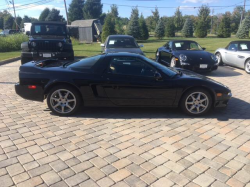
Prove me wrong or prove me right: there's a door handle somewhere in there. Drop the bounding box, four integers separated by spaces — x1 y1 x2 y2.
225 52 227 53
237 55 245 59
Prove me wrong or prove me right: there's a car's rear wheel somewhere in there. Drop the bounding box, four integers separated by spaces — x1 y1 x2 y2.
216 52 223 66
170 57 176 67
180 89 212 116
47 86 81 116
245 60 250 74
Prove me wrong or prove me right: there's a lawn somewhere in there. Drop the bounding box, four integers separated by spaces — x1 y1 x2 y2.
0 36 236 61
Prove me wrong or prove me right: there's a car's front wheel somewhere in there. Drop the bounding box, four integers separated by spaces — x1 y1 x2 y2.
47 86 81 116
180 89 212 116
215 52 223 66
245 60 250 74
170 57 177 67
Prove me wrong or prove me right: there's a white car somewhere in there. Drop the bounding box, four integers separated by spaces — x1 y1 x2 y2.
215 41 250 73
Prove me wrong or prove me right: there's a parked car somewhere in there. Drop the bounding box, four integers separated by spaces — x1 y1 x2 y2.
15 53 231 116
0 29 20 36
215 41 250 74
156 40 218 72
101 35 144 55
21 21 74 65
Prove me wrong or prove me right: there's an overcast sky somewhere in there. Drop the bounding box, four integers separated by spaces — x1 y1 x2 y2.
0 0 247 19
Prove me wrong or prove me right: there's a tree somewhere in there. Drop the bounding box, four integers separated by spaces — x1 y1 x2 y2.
4 15 14 29
217 13 231 38
21 15 31 28
39 8 50 21
110 4 118 18
68 0 84 23
152 7 160 31
83 0 103 19
45 8 65 22
231 6 243 34
16 16 22 29
182 17 193 37
138 14 149 40
195 5 210 38
145 16 155 32
165 18 175 37
236 15 250 38
127 7 140 39
155 18 165 39
174 7 184 32
101 14 116 42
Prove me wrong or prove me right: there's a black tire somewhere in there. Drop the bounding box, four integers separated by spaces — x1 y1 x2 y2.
245 59 250 74
215 52 223 66
47 85 81 116
21 57 33 65
180 88 212 116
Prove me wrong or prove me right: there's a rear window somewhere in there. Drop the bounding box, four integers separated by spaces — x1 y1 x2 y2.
68 55 102 70
107 37 138 48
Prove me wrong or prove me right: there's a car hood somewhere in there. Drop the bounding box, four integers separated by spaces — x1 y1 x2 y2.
31 35 67 40
105 48 144 55
174 50 213 62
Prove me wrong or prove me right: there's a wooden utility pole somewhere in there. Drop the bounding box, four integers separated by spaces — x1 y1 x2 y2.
10 0 17 30
63 0 69 25
240 0 246 25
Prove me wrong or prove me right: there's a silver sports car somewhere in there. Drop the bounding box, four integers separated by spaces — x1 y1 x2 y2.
215 41 250 74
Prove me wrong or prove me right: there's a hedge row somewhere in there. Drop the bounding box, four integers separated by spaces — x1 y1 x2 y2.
0 34 28 52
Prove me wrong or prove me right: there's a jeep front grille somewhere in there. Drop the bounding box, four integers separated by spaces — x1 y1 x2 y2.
35 41 59 52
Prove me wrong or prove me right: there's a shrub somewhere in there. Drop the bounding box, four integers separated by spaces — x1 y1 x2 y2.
0 34 28 52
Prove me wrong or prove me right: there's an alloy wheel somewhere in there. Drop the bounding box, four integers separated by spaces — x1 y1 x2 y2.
245 61 250 73
216 53 221 64
50 89 76 114
170 58 176 67
185 92 209 114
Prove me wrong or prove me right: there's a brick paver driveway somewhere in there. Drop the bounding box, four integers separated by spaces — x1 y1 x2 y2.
0 61 250 187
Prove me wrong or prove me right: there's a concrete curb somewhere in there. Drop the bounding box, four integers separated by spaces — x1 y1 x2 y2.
0 57 20 66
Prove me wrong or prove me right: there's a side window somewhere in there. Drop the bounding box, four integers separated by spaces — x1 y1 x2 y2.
107 57 156 77
239 43 250 51
227 43 238 51
190 42 199 50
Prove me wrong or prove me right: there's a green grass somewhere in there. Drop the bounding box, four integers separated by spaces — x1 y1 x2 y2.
0 35 239 62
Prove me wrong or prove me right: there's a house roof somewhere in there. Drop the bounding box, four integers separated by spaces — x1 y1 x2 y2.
71 19 97 27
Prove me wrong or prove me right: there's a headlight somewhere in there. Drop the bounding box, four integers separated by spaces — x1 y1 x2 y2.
211 54 217 61
156 51 159 56
58 42 63 48
179 54 187 61
31 42 36 47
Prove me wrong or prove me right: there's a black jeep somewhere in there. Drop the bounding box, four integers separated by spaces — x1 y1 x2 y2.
21 22 74 64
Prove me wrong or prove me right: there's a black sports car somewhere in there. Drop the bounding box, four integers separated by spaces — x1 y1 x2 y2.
156 40 219 72
15 53 231 116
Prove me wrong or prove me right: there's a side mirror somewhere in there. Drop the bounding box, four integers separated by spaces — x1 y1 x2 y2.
26 31 30 36
154 72 162 81
139 44 144 48
202 47 206 50
100 43 105 47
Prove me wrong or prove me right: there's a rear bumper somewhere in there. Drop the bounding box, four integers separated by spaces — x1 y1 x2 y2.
21 51 73 60
214 92 232 108
15 83 44 102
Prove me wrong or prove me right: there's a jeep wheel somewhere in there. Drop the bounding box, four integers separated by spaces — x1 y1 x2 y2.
21 57 33 65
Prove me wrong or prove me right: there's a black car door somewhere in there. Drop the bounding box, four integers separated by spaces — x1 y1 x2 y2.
102 56 176 106
161 41 173 65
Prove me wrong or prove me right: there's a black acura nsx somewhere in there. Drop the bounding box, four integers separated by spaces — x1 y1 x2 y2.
15 53 231 116
156 40 219 72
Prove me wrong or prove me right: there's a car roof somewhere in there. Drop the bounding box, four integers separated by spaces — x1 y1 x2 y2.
106 52 140 57
108 35 134 38
230 40 250 42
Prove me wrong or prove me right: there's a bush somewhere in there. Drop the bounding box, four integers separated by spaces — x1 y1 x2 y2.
0 34 28 52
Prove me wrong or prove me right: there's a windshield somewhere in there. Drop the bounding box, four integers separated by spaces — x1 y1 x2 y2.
107 37 138 48
141 56 177 77
173 41 203 51
31 24 67 36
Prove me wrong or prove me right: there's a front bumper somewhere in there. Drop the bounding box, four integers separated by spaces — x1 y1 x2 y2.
180 64 218 72
214 92 232 108
21 51 73 60
15 83 44 102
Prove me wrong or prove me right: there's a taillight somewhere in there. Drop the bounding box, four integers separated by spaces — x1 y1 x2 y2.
28 85 36 89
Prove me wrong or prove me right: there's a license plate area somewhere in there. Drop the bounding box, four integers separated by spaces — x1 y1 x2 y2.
200 64 208 68
43 53 51 58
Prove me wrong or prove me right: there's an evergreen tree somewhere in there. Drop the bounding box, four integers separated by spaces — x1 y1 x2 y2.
174 7 184 32
4 15 14 29
181 17 193 37
68 0 84 23
195 5 210 38
231 6 243 34
45 8 65 22
127 7 140 39
110 4 118 18
217 13 231 38
16 16 22 29
138 14 149 40
165 18 175 37
101 14 116 42
39 8 50 21
83 0 103 19
236 15 250 38
152 7 160 31
145 16 155 32
155 18 165 39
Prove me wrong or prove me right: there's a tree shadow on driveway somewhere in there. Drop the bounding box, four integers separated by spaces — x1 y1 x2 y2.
202 66 243 77
51 97 250 121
